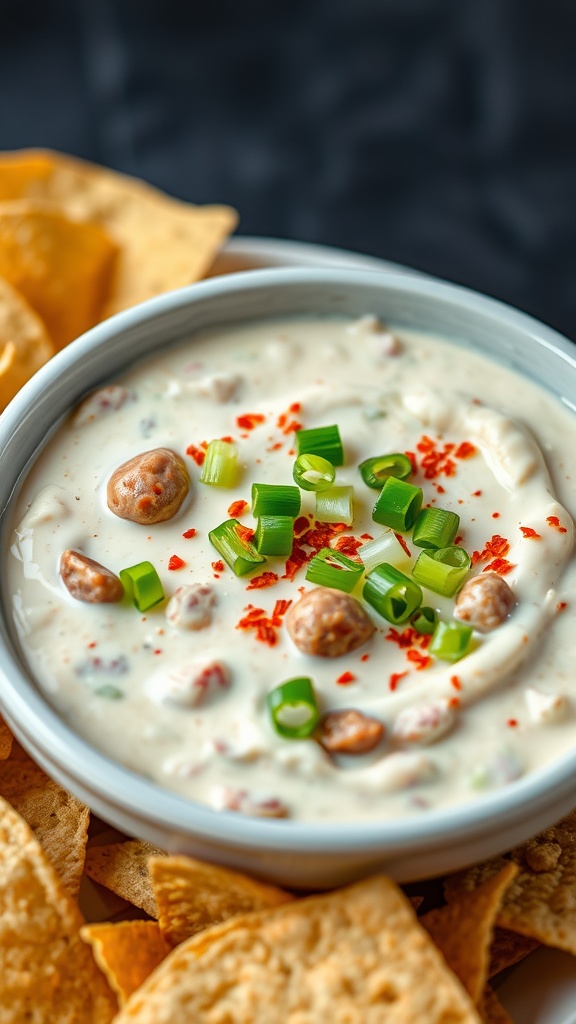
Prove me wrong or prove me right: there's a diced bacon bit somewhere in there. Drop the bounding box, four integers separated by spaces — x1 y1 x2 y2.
182 528 197 539
414 435 457 480
483 558 516 576
360 653 370 662
227 499 248 518
547 515 568 534
557 601 568 612
454 441 477 459
331 535 363 559
236 413 265 430
405 451 417 474
168 555 186 571
507 718 518 728
389 671 408 691
277 402 303 435
186 444 205 466
235 523 255 544
282 520 348 582
471 534 510 564
520 526 541 540
394 532 412 557
336 671 356 686
211 560 225 573
236 599 292 647
450 675 462 691
246 572 279 591
406 649 433 671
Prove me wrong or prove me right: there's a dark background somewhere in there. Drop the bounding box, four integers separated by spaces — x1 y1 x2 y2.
1 0 575 338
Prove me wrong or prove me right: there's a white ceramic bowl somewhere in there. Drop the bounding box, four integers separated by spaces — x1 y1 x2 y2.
1 267 575 888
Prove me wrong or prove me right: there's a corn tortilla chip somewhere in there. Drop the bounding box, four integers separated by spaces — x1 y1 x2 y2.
0 748 90 897
0 275 54 408
84 840 164 918
477 986 513 1024
81 920 171 1006
149 854 294 946
0 199 117 349
0 717 12 760
421 862 518 1004
0 149 238 317
0 796 116 1022
114 874 481 1023
444 809 576 955
488 927 539 977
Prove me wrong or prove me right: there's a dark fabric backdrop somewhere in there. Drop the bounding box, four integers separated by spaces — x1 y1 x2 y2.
1 0 574 338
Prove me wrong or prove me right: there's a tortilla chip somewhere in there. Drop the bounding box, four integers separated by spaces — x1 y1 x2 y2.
477 986 513 1024
421 862 518 1004
81 921 171 1005
0 199 117 349
0 749 90 897
489 927 539 977
149 854 294 946
0 796 116 1022
0 149 238 316
114 874 481 1023
84 840 164 918
0 275 54 407
0 717 12 760
444 809 576 955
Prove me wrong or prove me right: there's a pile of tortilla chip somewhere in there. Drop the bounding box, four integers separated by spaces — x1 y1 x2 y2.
2 716 576 1022
0 149 237 411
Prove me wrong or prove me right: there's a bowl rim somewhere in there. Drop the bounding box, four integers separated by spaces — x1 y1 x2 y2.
1 263 575 854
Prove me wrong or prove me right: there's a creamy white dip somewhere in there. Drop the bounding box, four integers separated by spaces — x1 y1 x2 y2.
7 315 576 821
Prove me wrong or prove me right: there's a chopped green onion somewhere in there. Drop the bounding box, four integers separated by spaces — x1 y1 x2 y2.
120 561 164 612
363 563 423 624
209 519 266 576
359 452 412 489
295 424 344 466
305 547 364 593
412 545 471 597
315 485 354 526
200 439 239 488
412 507 460 549
251 483 301 518
94 685 124 700
358 530 411 573
267 677 320 739
293 453 335 492
255 515 294 556
429 620 473 662
372 476 423 532
410 606 438 635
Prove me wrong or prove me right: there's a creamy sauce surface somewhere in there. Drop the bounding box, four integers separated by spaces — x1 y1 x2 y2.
7 315 576 821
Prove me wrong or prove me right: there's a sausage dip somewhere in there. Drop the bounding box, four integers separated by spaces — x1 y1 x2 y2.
6 315 576 821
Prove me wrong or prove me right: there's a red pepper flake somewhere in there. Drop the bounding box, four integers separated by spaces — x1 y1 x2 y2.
211 560 225 573
235 523 255 544
434 483 445 494
267 442 283 452
406 649 432 671
557 601 567 612
185 444 205 466
520 526 541 539
87 641 97 649
236 413 265 430
471 490 482 497
220 435 234 444
360 653 370 662
394 532 412 558
450 675 462 691
182 528 197 539
547 515 568 534
455 535 463 544
360 533 373 541
282 520 348 582
227 499 248 518
405 451 417 474
153 649 162 655
507 718 518 728
389 671 408 691
385 627 420 649
454 441 477 459
448 696 461 709
293 516 310 536
246 572 279 591
483 557 515 576
236 599 292 646
414 435 457 480
276 402 303 434
471 534 510 564
331 535 363 559
168 555 185 570
492 512 500 519
336 671 356 686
